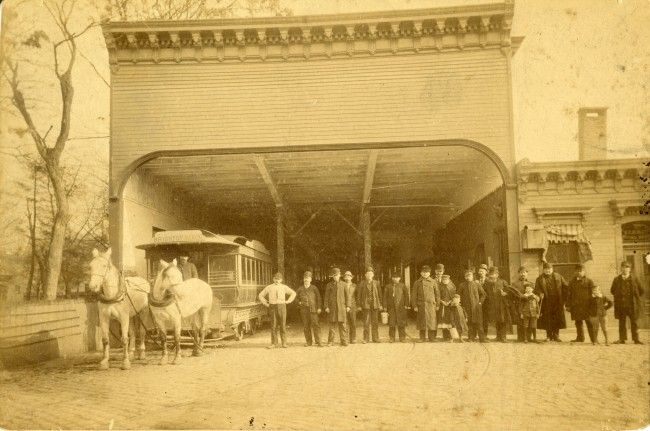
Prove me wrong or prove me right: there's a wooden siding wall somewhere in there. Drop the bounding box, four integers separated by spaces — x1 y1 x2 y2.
518 178 640 288
0 300 102 368
123 169 213 275
110 49 513 189
433 187 507 282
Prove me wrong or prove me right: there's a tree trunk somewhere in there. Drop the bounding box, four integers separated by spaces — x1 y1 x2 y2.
43 165 70 300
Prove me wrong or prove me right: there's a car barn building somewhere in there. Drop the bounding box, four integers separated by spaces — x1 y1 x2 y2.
103 2 523 287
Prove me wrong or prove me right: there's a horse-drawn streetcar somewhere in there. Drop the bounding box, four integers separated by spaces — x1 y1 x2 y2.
136 229 272 340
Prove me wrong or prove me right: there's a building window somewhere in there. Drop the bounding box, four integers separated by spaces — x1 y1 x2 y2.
545 241 581 281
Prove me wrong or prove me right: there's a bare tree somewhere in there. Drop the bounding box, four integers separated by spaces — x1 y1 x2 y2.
103 0 291 21
3 0 96 300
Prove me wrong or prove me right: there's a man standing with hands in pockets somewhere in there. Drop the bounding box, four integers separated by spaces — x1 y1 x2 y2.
296 271 322 347
259 272 296 349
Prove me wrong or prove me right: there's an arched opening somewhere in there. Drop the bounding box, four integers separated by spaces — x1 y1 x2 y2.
115 140 514 291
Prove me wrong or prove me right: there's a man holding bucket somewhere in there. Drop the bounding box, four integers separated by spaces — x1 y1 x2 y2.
383 271 410 342
357 267 383 343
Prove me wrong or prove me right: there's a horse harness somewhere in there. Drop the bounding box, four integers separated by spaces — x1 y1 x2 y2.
148 270 183 316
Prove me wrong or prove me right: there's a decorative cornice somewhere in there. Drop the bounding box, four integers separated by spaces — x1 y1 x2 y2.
101 2 515 66
516 157 647 197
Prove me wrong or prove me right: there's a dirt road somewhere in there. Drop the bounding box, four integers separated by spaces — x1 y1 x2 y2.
1 322 648 430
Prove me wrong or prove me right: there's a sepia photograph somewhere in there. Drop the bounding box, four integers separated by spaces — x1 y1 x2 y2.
0 0 648 429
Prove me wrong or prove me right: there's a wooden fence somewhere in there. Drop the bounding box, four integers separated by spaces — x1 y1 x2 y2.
0 299 103 368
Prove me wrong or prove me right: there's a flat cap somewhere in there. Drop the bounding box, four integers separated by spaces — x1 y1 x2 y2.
542 262 553 269
303 271 313 278
330 267 341 276
488 266 499 275
273 272 283 279
621 261 632 268
478 264 489 271
421 265 432 272
518 266 528 273
344 270 353 277
435 263 445 271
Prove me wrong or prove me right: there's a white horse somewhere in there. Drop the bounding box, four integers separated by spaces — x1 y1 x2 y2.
88 248 151 370
150 259 212 365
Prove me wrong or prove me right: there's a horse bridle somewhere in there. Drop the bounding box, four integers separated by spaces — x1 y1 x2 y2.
91 256 126 303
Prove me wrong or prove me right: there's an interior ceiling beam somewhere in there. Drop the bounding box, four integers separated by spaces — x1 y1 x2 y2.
253 155 283 208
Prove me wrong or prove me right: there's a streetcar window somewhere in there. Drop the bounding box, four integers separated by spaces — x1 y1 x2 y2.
208 255 237 286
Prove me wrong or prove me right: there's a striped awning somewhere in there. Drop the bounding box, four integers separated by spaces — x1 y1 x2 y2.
544 224 591 244
543 224 593 262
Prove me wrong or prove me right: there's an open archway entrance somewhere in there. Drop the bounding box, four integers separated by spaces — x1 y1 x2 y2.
117 141 514 291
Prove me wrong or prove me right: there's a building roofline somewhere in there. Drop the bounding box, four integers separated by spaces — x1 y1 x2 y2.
103 2 513 32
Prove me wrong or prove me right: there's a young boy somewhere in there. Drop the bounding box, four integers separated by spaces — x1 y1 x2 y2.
519 284 540 343
448 294 468 343
588 285 613 345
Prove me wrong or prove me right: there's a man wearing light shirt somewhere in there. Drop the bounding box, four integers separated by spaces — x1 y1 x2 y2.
259 272 296 349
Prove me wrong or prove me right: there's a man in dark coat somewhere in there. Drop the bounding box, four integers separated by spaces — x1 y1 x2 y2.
178 255 199 280
411 265 439 342
509 266 532 342
567 264 596 343
324 267 350 346
343 270 358 344
484 266 511 342
534 262 569 342
296 271 322 347
357 267 382 343
476 263 490 336
458 269 487 342
383 272 410 342
611 261 645 344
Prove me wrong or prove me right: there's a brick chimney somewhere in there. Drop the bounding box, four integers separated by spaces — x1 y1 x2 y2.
578 107 607 160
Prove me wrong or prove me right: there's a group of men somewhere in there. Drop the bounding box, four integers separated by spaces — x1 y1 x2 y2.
257 260 645 348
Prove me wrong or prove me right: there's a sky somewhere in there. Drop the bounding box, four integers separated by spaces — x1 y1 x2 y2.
0 0 648 249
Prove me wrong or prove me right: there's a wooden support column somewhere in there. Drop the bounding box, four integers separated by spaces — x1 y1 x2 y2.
276 207 285 275
360 150 378 270
254 155 286 274
362 206 372 270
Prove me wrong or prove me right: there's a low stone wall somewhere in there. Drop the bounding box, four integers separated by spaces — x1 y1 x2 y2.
0 299 103 368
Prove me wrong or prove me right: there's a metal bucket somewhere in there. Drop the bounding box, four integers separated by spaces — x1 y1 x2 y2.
380 311 388 325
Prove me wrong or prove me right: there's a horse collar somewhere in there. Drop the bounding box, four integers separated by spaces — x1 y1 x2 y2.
98 288 126 304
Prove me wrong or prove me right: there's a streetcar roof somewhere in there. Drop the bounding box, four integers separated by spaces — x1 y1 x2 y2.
135 229 270 255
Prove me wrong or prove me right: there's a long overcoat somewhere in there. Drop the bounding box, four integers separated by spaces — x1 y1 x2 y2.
458 280 486 324
484 278 511 324
610 275 645 319
534 272 568 330
383 282 410 326
411 277 439 330
567 276 595 321
324 280 349 322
